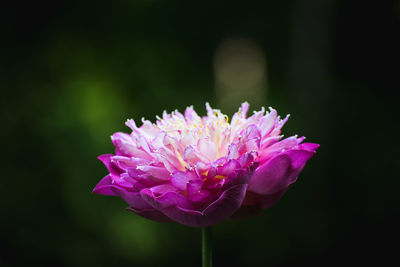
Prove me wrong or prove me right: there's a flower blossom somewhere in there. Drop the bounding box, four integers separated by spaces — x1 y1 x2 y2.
93 102 319 227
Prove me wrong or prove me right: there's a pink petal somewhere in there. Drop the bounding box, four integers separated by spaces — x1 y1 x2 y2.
238 152 255 168
187 180 210 202
183 145 209 165
127 168 158 187
299 142 320 152
194 161 210 177
111 156 147 170
139 119 160 139
248 154 292 195
147 184 179 195
184 106 201 122
181 132 196 147
241 102 249 117
284 149 317 177
259 108 277 136
161 184 248 227
205 102 214 117
93 176 153 210
249 146 317 195
140 189 194 210
197 138 217 162
171 171 199 191
217 159 241 177
98 154 123 176
136 165 171 181
92 175 117 196
227 143 239 159
112 132 152 159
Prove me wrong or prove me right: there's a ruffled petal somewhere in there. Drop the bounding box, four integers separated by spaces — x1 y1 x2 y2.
92 175 116 196
157 184 248 227
136 165 171 181
248 146 317 195
98 154 124 176
238 152 255 168
140 188 194 210
299 142 320 152
112 132 152 159
186 180 206 200
227 143 239 160
248 154 292 195
170 171 199 191
183 145 209 165
184 106 202 123
283 148 317 180
93 176 155 211
259 108 277 137
111 155 146 170
138 169 250 227
198 138 217 162
217 159 241 177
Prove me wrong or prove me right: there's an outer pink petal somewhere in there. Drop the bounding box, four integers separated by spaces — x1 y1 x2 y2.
238 152 255 168
170 171 199 191
184 106 201 123
187 180 210 202
183 145 210 165
93 176 175 223
94 176 172 223
284 149 317 176
259 108 277 137
140 189 194 211
227 143 239 159
93 177 148 209
136 165 171 181
248 147 317 195
92 175 116 196
160 184 248 227
248 154 292 195
111 155 145 170
299 142 320 152
140 170 251 227
98 154 124 176
145 184 179 195
197 138 217 162
217 159 241 177
111 132 152 159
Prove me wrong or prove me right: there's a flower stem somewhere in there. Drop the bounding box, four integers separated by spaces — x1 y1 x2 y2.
202 226 212 267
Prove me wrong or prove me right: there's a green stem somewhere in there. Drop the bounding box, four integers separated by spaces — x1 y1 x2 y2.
202 226 212 267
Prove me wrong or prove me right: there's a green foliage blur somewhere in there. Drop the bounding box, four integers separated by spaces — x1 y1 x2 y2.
2 0 399 266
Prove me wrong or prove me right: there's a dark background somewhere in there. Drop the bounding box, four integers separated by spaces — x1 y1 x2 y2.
2 0 399 266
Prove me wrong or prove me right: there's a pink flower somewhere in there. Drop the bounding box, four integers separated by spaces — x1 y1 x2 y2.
93 102 319 227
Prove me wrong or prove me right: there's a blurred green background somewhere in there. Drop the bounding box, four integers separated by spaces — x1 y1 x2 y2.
2 0 399 266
